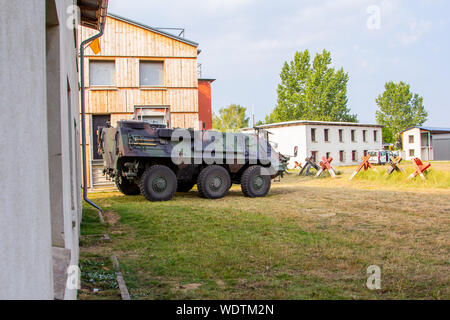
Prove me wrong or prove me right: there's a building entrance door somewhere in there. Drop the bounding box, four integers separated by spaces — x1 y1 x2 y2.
92 115 110 160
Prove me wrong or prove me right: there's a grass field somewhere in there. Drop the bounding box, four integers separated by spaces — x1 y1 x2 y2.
79 161 450 300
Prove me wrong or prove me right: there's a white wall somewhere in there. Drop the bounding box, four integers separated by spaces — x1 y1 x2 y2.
264 125 308 164
0 0 83 300
0 0 53 299
402 128 422 160
305 124 382 166
53 0 83 300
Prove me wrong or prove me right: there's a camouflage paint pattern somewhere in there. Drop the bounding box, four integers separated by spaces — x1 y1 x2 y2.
98 120 288 182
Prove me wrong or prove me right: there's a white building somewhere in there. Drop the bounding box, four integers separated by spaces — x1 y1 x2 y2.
0 0 107 300
401 127 450 161
242 120 383 167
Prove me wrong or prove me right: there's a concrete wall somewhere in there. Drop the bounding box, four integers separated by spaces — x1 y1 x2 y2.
0 0 53 300
0 0 83 300
51 0 83 300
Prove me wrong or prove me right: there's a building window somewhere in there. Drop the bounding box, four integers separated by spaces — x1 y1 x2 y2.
409 149 415 157
311 128 316 142
351 130 356 142
140 61 164 86
374 130 378 142
134 106 170 126
352 150 358 162
324 129 329 142
339 150 345 162
363 130 367 142
89 60 115 86
326 152 331 159
339 129 344 142
364 150 368 156
409 135 414 144
311 151 318 162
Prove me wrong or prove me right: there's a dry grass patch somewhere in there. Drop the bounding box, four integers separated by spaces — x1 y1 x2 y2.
80 163 450 300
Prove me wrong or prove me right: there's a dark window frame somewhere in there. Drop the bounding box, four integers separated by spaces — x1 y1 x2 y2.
339 129 344 142
339 150 345 162
311 128 317 142
352 150 358 162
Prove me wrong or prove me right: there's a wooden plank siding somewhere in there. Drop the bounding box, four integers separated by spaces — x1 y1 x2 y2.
81 16 198 58
81 15 199 126
85 88 198 114
84 57 198 88
80 15 200 189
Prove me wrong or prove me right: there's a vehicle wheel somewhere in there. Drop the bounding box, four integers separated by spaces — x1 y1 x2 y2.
140 165 177 202
241 166 271 198
115 175 140 195
197 165 231 199
177 181 195 193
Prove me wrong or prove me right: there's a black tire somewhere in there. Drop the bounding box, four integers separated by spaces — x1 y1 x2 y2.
241 166 271 198
139 165 177 202
115 175 140 195
177 181 195 193
197 165 231 199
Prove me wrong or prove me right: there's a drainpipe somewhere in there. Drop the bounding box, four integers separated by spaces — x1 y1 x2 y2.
80 26 105 214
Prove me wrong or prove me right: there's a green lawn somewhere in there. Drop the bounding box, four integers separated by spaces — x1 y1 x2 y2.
80 164 450 300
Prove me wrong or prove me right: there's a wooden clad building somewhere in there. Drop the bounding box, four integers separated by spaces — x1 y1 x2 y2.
81 13 213 189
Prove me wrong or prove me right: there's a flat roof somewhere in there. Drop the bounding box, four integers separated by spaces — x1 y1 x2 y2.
242 120 383 130
401 126 450 134
107 13 199 47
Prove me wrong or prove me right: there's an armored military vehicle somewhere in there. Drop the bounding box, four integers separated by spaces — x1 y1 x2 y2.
97 120 287 202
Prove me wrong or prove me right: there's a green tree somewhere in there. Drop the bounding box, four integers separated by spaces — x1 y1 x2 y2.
267 50 357 123
212 104 249 132
376 81 428 144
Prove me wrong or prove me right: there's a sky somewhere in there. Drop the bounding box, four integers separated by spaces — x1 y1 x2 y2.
108 0 450 126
